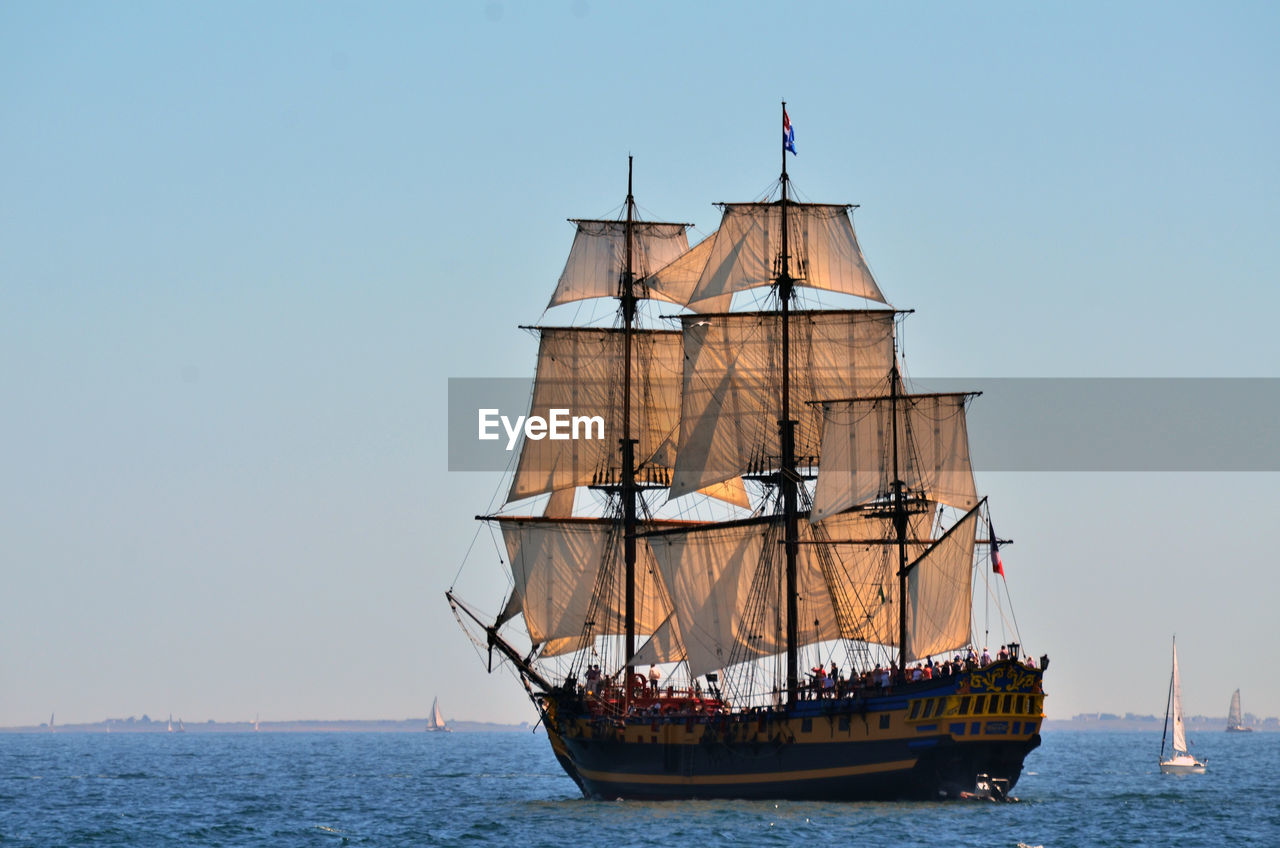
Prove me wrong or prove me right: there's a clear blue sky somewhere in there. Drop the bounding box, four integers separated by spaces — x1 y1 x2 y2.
2 2 1277 727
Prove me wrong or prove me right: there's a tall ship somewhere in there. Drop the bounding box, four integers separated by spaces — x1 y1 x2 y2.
449 106 1046 800
1226 689 1252 732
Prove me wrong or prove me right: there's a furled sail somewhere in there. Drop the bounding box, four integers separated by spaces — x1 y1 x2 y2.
494 517 675 647
507 328 683 503
672 203 887 311
670 310 897 497
904 503 979 661
547 220 691 309
812 393 979 521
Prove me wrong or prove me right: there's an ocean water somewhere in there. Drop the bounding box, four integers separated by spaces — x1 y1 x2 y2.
1 729 1275 847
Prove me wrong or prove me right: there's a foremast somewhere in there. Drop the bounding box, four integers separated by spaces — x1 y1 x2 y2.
472 159 694 696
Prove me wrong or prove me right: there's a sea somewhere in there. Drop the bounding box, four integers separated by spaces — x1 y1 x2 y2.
1 729 1275 847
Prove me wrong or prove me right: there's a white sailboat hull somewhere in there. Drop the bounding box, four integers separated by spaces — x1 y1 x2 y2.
1159 754 1206 774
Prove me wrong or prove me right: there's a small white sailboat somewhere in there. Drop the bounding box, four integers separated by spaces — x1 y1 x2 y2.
1159 637 1206 774
1226 689 1252 732
427 697 450 732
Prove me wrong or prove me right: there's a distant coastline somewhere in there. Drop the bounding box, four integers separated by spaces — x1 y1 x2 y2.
1043 712 1278 732
0 717 535 734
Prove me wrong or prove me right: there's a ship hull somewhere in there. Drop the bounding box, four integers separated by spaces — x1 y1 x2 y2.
541 661 1044 801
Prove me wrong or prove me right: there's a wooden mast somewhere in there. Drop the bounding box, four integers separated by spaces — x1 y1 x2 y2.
621 156 639 697
891 360 910 673
779 102 800 705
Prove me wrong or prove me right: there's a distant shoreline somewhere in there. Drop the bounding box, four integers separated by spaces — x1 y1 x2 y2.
0 718 535 734
1043 713 1278 732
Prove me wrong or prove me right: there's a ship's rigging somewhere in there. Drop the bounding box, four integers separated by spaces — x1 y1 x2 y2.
447 106 1041 801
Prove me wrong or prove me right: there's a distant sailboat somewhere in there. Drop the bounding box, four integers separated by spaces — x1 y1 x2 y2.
427 697 450 732
1159 637 1206 774
167 714 173 733
1226 689 1253 732
48 712 54 733
253 713 260 732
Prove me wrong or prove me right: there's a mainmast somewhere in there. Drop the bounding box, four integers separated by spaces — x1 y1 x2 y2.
778 102 800 705
621 156 639 695
891 361 909 673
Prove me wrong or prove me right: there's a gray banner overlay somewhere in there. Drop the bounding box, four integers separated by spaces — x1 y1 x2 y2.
448 378 1280 473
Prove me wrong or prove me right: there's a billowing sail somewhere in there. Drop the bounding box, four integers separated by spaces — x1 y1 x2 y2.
670 310 897 497
813 393 979 521
672 203 887 310
648 518 827 680
629 613 687 667
905 503 980 661
547 220 691 308
507 328 683 502
647 509 938 680
494 517 674 647
819 509 936 649
643 233 732 313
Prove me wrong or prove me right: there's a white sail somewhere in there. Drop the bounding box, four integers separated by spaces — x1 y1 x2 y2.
644 233 733 313
670 310 897 497
905 504 980 661
542 487 576 518
507 328 683 503
1171 643 1188 755
813 393 979 521
496 518 674 646
1228 689 1245 730
673 203 887 310
495 587 523 629
629 613 687 667
430 697 447 730
547 220 691 309
647 509 940 680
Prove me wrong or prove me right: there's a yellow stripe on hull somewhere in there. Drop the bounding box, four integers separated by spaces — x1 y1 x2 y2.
573 757 919 787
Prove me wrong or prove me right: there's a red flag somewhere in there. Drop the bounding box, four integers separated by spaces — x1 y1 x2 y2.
989 519 1005 577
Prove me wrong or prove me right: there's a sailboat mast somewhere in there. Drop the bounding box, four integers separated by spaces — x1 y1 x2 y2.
778 102 800 704
621 156 638 693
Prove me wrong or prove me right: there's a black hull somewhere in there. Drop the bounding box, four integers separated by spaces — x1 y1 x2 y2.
541 661 1045 801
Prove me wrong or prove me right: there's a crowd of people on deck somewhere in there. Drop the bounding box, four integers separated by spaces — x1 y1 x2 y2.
567 644 1048 712
795 644 1042 700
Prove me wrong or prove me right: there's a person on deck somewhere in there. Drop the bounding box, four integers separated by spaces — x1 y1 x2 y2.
981 647 992 667
648 664 661 695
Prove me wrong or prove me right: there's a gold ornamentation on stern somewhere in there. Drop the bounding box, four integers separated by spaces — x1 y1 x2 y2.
968 666 1040 693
